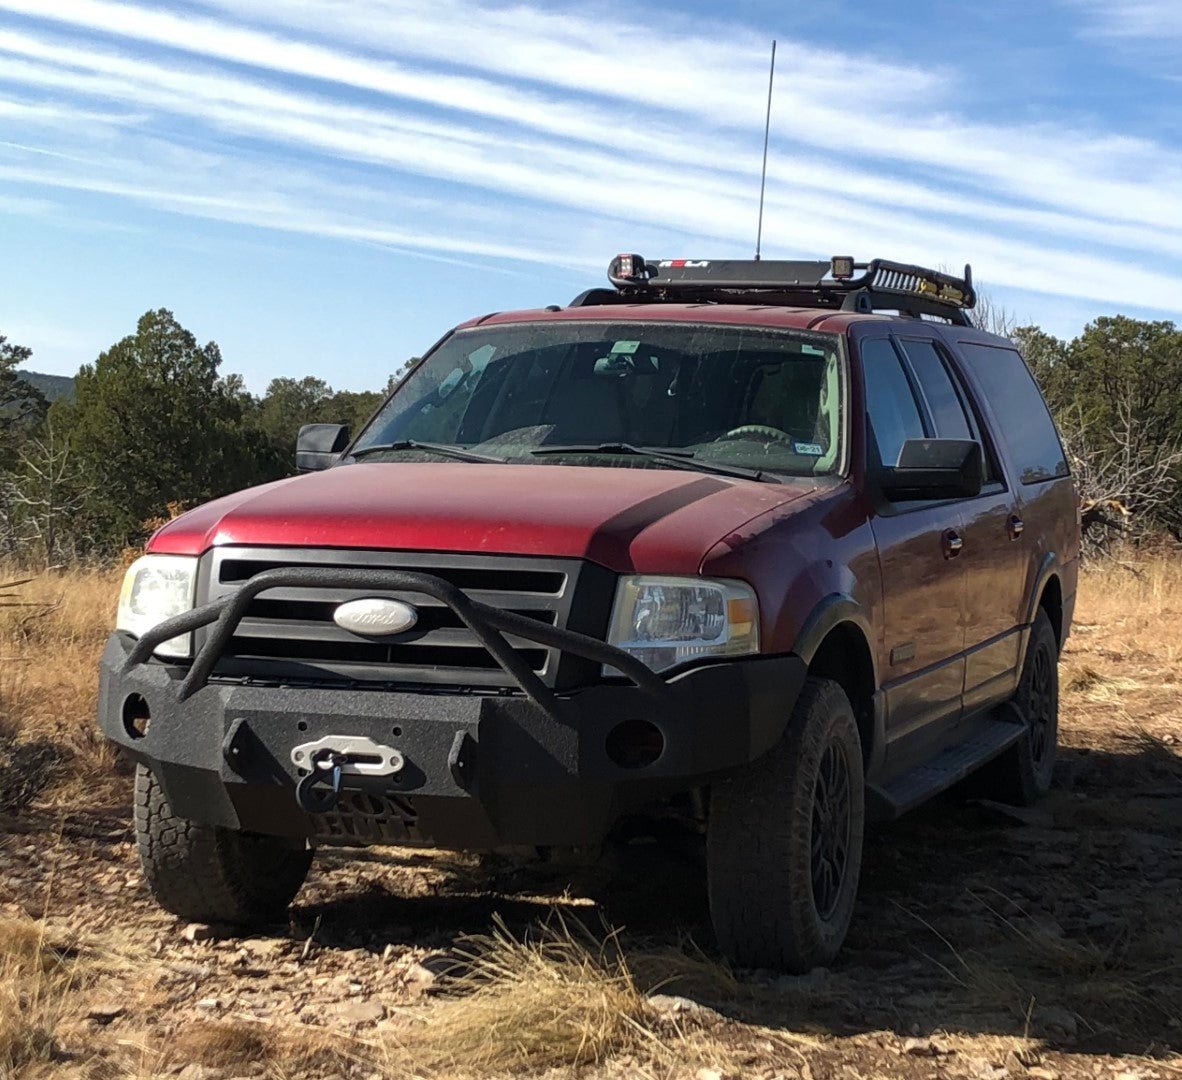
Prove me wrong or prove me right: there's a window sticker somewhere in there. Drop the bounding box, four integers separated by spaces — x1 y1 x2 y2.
610 340 640 354
794 441 824 456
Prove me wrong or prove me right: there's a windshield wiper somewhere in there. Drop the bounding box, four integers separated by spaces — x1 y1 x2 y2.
530 443 777 483
349 440 508 464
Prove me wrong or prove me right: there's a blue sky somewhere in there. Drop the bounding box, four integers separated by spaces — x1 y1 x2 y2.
1 0 1180 392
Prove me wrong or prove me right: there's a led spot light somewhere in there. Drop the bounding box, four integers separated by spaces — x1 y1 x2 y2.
608 253 648 285
830 255 855 280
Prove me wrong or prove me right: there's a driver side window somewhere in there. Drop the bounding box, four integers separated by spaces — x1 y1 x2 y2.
860 338 924 468
398 345 497 442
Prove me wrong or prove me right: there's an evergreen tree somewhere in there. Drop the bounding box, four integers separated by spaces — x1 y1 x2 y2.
0 334 48 465
51 309 261 549
256 376 383 476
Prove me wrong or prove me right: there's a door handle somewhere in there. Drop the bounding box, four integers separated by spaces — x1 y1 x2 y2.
1008 515 1025 540
942 529 963 558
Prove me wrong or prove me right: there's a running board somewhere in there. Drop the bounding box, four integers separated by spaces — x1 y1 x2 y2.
867 711 1024 821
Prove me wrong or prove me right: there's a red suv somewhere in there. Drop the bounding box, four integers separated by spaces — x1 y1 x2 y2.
101 256 1079 971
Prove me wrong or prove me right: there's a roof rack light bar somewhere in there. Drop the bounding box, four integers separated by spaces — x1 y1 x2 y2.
604 253 977 323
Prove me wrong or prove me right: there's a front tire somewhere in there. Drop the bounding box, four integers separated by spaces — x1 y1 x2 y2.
134 765 312 925
707 678 865 973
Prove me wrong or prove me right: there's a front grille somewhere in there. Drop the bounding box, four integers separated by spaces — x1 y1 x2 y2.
198 547 614 691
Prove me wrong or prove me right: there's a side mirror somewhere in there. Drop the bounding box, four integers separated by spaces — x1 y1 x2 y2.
880 438 983 501
296 424 350 472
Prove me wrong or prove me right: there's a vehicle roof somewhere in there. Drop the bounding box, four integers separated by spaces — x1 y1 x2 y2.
453 302 1007 335
457 304 903 335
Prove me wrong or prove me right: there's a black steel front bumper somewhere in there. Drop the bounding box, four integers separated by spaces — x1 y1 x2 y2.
98 567 806 848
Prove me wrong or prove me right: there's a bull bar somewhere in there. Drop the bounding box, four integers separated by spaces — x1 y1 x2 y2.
124 566 676 717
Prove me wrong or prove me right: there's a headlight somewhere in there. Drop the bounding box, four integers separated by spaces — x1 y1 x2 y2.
605 576 760 674
116 554 198 659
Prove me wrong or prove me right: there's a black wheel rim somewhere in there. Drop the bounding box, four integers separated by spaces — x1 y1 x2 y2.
811 741 852 920
1029 644 1054 767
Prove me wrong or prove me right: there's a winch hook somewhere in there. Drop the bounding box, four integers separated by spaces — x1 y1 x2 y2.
295 748 348 813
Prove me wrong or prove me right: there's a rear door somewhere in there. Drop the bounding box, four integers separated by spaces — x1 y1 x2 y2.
954 341 1079 650
897 336 1028 715
858 336 966 764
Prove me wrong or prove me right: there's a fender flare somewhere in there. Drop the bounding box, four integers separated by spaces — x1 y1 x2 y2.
793 592 877 678
1024 552 1062 627
792 593 886 776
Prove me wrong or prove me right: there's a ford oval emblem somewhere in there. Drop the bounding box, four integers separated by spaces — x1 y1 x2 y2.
333 598 419 637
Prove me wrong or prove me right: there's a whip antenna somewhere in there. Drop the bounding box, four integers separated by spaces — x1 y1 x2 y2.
754 39 777 261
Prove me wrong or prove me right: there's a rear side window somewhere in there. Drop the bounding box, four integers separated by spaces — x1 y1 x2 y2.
897 339 972 440
957 343 1069 484
860 338 924 467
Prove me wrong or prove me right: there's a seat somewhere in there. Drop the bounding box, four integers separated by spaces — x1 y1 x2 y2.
543 371 629 444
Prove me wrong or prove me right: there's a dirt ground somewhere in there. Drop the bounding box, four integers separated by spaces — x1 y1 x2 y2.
1 562 1180 1079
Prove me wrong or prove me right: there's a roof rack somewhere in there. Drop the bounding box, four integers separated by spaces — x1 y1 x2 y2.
570 254 977 326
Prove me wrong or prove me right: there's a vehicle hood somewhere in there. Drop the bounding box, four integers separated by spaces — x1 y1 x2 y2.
149 463 816 574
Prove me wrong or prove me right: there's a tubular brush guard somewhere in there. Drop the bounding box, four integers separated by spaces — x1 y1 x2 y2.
123 566 676 723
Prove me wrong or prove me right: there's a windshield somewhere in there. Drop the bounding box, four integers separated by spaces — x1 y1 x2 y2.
351 321 845 477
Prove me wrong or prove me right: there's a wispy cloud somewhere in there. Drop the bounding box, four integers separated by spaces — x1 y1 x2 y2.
0 0 1179 316
1069 0 1182 40
0 190 56 216
0 318 93 354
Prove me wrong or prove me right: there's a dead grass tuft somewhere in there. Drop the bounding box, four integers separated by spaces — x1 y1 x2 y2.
378 911 748 1077
385 912 653 1073
0 916 85 1076
970 888 1126 983
168 1019 279 1068
898 882 1173 1041
1063 663 1107 693
154 1018 355 1076
1132 727 1182 776
628 936 739 1001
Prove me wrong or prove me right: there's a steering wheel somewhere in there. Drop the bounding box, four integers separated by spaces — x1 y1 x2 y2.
722 424 796 445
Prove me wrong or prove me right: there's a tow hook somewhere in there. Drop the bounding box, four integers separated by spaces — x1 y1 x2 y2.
295 749 347 813
291 736 406 814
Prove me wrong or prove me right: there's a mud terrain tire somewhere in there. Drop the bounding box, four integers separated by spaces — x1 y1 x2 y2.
135 765 312 925
707 678 865 973
974 607 1059 806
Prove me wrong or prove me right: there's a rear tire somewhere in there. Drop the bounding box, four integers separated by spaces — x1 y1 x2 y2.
974 608 1059 806
707 678 865 973
135 764 312 925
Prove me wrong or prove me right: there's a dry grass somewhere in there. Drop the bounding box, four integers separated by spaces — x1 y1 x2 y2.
0 565 121 810
1072 553 1182 668
141 1018 358 1079
1059 554 1182 755
384 913 657 1074
376 913 747 1078
0 916 85 1076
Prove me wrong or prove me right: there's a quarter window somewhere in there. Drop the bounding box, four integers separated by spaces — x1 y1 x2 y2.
860 338 924 467
957 343 1069 484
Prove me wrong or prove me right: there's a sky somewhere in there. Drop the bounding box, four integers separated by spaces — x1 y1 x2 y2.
1 0 1181 393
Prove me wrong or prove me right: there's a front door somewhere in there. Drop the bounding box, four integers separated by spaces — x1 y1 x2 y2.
858 336 967 768
871 505 967 752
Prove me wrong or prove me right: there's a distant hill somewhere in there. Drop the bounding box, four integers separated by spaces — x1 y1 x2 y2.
16 370 75 403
